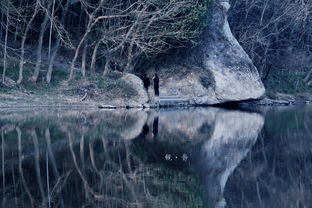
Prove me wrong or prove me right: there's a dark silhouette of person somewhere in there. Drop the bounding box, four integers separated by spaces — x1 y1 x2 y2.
110 61 120 71
142 73 150 91
142 123 149 137
153 73 159 96
114 62 120 71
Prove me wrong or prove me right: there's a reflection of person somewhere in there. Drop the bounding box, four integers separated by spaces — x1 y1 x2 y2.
142 124 149 137
153 117 159 137
153 73 159 96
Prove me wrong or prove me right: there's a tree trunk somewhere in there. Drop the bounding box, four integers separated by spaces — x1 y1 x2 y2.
0 12 3 40
68 0 107 81
17 2 39 85
81 41 87 77
2 10 9 84
46 44 59 84
48 0 56 59
304 69 312 84
31 4 51 82
90 40 101 73
46 0 69 84
103 59 110 76
68 31 89 81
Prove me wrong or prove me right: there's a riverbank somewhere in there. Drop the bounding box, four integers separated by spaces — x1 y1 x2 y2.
2 63 311 109
1 74 308 111
0 72 153 109
1 85 312 109
240 93 312 107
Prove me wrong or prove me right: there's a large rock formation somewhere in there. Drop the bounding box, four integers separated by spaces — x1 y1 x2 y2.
157 0 265 105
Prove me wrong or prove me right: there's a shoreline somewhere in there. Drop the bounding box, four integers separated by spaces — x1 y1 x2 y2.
0 97 311 110
1 80 312 110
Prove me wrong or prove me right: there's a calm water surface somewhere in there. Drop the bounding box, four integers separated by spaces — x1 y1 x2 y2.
0 106 312 208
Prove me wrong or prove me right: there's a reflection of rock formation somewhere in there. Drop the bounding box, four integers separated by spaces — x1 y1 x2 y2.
196 110 264 208
1 108 265 208
131 108 219 166
158 108 217 142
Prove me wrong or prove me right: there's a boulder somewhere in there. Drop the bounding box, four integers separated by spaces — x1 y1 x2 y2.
100 73 149 108
121 73 149 106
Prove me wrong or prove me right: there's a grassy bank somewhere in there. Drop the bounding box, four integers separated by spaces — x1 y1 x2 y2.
0 60 138 107
263 68 312 95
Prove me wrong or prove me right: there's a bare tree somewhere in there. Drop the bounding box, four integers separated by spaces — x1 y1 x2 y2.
90 39 102 73
229 0 312 79
1 0 211 83
31 0 52 82
17 1 40 85
1 1 10 84
68 0 210 80
46 0 71 83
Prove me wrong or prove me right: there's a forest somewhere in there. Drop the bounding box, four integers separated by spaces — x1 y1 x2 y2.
0 0 211 84
229 0 312 93
0 0 311 95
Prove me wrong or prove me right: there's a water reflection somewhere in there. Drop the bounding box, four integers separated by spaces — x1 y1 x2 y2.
225 106 312 208
0 107 267 207
198 110 264 208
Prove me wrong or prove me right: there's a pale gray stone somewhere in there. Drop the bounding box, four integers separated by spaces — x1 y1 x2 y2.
158 0 265 105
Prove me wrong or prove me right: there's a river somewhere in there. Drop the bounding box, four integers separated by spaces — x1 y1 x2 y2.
0 106 311 207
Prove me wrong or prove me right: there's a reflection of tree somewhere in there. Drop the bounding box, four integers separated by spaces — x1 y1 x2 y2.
45 128 66 208
225 112 312 208
1 127 70 207
16 126 34 208
31 129 46 204
65 127 201 208
1 123 202 208
1 127 7 207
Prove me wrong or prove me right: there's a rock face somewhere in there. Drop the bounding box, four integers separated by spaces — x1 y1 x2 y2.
157 0 265 105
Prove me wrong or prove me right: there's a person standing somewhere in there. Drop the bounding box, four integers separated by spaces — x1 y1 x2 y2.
113 62 120 71
142 73 150 92
153 73 159 96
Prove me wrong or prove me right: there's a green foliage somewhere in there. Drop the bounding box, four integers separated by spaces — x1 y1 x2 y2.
0 59 67 93
150 165 205 208
179 0 213 44
0 62 30 81
264 69 312 94
0 57 137 99
88 75 138 98
156 0 213 48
